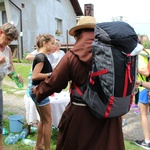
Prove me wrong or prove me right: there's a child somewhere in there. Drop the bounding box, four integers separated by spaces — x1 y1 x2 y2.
29 34 55 150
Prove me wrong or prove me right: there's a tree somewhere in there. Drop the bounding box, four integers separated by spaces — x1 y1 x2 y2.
143 41 150 49
138 35 150 49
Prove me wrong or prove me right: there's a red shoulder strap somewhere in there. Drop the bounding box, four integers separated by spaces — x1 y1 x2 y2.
72 83 83 96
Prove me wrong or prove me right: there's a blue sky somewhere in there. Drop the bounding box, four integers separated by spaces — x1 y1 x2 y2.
78 0 150 37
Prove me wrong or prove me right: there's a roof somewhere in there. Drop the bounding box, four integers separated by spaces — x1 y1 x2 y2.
70 0 83 16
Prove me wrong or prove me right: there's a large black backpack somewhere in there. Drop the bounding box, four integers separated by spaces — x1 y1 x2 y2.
71 21 141 119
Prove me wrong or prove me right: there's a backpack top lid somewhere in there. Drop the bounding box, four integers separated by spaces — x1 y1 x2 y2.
95 21 138 54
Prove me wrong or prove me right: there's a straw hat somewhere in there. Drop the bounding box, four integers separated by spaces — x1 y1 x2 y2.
69 16 96 36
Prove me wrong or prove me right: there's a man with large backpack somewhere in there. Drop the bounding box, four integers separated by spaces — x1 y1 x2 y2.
32 16 140 150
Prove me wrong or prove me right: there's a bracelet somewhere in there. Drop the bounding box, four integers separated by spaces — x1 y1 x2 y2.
47 73 51 77
140 82 143 87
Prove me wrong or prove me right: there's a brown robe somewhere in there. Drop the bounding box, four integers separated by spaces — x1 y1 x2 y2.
35 31 125 150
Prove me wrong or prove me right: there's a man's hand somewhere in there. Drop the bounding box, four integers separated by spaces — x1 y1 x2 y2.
32 86 37 95
17 74 24 83
136 80 141 86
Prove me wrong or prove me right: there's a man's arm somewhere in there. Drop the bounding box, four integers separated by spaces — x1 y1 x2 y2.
136 80 150 90
138 67 149 77
25 54 35 61
7 47 24 83
25 50 38 61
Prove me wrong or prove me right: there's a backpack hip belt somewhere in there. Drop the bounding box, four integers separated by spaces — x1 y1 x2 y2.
72 102 86 106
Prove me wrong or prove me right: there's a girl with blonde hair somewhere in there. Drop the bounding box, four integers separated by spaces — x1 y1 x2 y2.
30 34 55 150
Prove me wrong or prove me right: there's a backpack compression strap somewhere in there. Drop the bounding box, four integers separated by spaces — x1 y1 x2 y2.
103 96 115 118
90 69 108 85
71 69 108 98
123 54 132 97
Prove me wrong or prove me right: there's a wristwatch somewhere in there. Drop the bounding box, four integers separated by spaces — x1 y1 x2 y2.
47 72 51 77
140 82 143 87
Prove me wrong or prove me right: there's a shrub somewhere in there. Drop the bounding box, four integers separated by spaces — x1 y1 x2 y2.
143 41 150 49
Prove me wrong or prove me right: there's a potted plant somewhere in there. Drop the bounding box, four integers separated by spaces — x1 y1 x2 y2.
55 30 61 36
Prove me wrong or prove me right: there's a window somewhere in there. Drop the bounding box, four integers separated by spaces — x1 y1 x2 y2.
2 11 7 24
55 18 62 36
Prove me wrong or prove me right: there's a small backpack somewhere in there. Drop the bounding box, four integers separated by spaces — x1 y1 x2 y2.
71 21 142 119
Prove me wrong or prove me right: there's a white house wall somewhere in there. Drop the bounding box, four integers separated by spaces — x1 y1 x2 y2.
8 0 77 56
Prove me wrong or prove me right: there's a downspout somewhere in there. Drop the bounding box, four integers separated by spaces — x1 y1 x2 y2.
9 0 23 59
66 30 68 52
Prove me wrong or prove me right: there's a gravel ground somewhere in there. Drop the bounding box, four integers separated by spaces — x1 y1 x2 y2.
2 79 149 142
3 79 26 120
3 92 26 119
122 109 146 141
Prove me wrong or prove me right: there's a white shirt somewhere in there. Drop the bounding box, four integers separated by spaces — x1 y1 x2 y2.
0 46 11 89
50 50 65 69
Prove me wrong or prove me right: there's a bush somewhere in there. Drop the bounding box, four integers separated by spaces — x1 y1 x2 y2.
13 52 32 64
143 41 150 49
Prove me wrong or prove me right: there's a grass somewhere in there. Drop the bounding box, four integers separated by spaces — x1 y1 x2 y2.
2 63 145 150
2 119 37 150
2 120 58 150
125 141 144 150
6 63 31 86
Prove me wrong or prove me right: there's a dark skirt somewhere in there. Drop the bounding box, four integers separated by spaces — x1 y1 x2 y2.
56 102 125 150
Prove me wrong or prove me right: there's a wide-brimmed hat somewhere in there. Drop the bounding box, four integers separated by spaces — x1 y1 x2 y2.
69 16 96 36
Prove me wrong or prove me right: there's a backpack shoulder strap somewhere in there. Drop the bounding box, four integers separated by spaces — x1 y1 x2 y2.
72 82 83 96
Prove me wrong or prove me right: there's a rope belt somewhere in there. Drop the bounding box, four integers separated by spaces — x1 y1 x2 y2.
72 102 86 106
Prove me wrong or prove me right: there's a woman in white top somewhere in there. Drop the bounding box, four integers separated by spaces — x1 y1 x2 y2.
0 22 23 150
